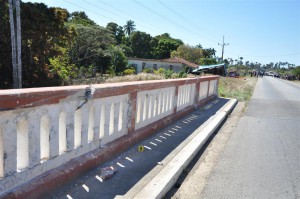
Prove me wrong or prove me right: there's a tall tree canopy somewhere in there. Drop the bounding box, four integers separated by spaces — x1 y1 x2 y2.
202 48 216 58
69 11 96 26
0 1 13 88
130 31 153 58
68 24 115 75
171 44 203 64
106 22 125 45
21 3 75 86
152 33 183 59
0 2 76 87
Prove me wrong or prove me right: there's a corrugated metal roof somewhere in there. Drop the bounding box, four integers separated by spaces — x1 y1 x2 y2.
197 63 225 70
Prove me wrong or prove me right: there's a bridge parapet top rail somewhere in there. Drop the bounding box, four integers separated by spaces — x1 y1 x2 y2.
0 76 219 195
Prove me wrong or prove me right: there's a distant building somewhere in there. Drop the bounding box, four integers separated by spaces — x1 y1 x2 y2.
127 57 198 73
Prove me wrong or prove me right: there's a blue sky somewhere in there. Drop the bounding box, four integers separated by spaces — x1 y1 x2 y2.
23 0 300 66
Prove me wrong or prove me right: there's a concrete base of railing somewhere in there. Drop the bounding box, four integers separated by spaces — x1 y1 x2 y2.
116 98 237 199
0 96 216 199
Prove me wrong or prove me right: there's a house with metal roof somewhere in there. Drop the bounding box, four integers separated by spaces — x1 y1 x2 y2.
128 57 198 73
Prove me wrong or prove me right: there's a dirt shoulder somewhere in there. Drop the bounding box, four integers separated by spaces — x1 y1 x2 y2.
165 101 246 199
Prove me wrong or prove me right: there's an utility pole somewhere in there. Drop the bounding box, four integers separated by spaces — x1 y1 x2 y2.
218 35 229 61
8 0 22 88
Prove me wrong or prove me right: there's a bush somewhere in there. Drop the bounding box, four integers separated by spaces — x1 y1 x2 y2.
164 69 173 79
142 68 153 73
171 73 179 79
154 67 165 75
124 68 136 75
178 70 185 78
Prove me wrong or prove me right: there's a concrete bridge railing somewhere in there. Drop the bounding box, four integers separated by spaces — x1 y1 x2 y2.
0 76 218 197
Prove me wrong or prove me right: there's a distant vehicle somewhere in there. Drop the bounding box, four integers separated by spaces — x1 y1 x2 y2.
228 70 239 78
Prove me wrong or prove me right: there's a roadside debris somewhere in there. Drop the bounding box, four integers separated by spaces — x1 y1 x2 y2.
138 145 144 152
99 166 118 180
157 161 164 166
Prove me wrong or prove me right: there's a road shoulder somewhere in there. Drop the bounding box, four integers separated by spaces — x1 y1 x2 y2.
166 101 245 199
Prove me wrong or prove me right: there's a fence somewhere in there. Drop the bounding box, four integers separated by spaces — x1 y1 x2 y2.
0 76 218 197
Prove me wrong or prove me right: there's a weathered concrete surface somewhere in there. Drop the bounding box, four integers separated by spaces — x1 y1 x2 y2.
0 76 219 198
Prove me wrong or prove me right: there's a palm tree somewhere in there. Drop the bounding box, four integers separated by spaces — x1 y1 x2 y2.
209 48 216 58
123 20 136 36
196 43 203 49
239 57 243 66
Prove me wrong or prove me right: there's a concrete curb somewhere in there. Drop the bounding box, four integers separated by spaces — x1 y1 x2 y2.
116 98 237 199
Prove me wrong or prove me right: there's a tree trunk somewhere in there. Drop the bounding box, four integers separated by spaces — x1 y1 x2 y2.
8 0 18 88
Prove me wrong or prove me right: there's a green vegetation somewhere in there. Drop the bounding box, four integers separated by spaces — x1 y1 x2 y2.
218 77 257 102
1 1 298 89
226 58 298 79
292 66 300 79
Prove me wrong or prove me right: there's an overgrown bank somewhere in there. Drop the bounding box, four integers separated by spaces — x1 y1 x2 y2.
218 77 257 102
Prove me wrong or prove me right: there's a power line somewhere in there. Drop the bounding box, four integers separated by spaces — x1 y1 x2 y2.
63 0 242 61
156 0 220 43
67 0 163 35
133 0 223 48
63 0 115 21
133 0 188 32
81 0 126 20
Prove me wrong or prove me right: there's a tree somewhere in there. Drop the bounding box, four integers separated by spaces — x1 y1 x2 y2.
202 48 216 58
106 22 125 45
130 31 152 58
196 43 203 49
105 46 128 75
245 61 249 66
292 66 300 79
69 11 96 26
20 3 76 87
0 1 13 88
223 58 229 65
199 58 217 65
171 44 202 64
69 24 115 74
152 33 183 59
239 57 243 65
123 20 135 36
49 46 77 85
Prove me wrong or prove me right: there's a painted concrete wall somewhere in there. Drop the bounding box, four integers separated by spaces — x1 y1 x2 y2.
128 59 183 73
0 76 219 197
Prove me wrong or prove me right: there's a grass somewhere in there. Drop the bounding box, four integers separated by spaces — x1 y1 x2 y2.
71 73 258 103
104 73 164 83
218 76 257 102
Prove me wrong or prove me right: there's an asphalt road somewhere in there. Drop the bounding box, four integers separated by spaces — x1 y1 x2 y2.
200 77 300 199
